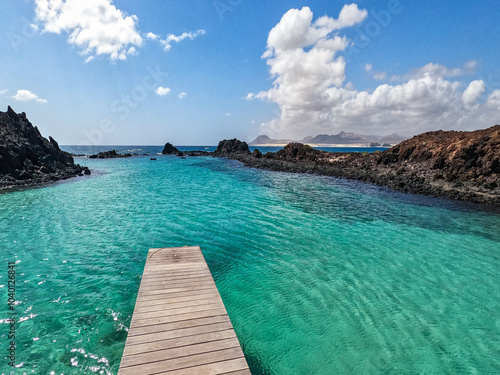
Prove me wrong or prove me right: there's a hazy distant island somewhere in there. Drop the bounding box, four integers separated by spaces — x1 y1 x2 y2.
0 107 90 190
249 132 408 147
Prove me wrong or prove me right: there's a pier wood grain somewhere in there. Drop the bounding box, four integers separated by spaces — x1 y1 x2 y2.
118 246 251 375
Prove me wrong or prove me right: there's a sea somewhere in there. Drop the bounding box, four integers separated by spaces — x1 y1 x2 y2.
0 145 499 374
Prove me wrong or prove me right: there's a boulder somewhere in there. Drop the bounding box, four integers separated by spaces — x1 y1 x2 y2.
213 139 250 157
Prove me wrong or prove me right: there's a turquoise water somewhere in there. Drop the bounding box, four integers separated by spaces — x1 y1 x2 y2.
1 154 499 374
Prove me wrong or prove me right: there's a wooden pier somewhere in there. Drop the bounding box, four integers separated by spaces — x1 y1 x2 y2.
118 246 251 375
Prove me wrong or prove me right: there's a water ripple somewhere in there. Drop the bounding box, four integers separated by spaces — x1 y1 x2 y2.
0 156 499 374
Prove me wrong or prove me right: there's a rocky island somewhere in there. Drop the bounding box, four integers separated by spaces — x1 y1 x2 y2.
0 106 90 190
88 150 132 159
209 126 500 207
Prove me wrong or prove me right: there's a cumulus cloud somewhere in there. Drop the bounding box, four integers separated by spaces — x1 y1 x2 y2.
160 30 206 51
12 90 48 103
262 5 365 58
155 87 171 96
0 89 7 95
178 92 187 99
462 80 485 105
146 32 158 40
248 6 498 138
34 0 143 61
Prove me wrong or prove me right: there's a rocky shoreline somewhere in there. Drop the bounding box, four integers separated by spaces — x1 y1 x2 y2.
0 107 90 190
207 127 500 207
2 106 499 207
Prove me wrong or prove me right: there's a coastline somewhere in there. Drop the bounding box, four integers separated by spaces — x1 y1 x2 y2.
213 132 500 208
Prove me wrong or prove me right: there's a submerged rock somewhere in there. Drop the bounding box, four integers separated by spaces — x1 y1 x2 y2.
0 106 90 190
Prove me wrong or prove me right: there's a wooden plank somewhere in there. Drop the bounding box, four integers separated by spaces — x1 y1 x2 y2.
119 347 245 375
146 358 250 375
118 246 250 375
120 337 242 367
124 321 235 345
130 308 229 330
133 297 224 313
122 330 238 356
127 315 231 337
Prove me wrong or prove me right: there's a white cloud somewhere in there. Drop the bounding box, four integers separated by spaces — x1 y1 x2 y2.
0 89 7 95
12 89 48 104
365 63 386 80
332 3 368 29
146 32 158 40
373 71 387 81
391 61 478 81
487 90 500 107
178 92 187 99
263 5 365 58
160 30 206 51
462 80 485 105
34 0 143 61
249 7 498 138
155 87 171 96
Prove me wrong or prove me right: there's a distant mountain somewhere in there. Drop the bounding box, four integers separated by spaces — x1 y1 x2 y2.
249 135 294 145
250 132 409 146
378 133 407 145
304 133 365 144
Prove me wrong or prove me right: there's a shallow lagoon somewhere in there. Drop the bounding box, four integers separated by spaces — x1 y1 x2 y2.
1 153 499 374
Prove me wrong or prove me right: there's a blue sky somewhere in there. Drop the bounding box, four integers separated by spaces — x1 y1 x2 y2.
0 0 499 145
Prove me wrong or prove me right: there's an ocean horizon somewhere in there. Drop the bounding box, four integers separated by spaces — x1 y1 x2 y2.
1 151 499 374
61 145 391 156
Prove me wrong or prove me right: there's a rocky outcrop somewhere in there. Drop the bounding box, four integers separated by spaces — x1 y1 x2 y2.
162 142 180 155
0 106 90 190
89 150 132 159
377 126 500 182
212 139 251 157
217 126 500 207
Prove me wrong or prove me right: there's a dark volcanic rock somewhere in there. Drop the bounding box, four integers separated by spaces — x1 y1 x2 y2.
184 150 211 157
89 150 132 159
213 139 251 157
275 143 322 161
162 142 180 155
0 106 90 190
377 126 500 179
252 149 262 159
